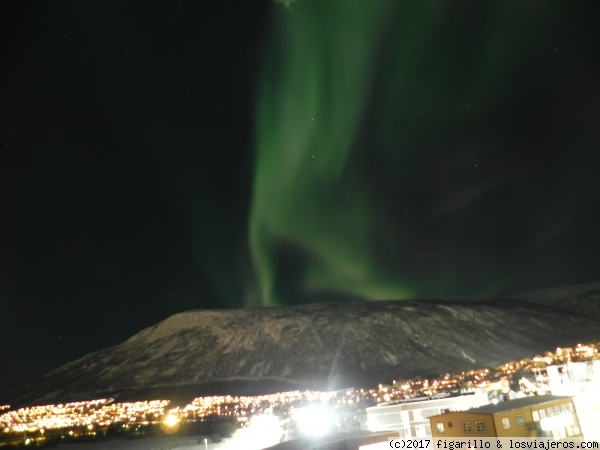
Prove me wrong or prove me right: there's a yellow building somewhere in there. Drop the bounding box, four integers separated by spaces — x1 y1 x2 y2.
429 395 583 439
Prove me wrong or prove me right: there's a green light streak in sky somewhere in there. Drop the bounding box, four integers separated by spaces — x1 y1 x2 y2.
249 0 556 306
250 0 413 306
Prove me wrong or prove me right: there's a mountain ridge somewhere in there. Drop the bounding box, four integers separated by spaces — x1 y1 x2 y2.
6 298 600 406
511 281 600 319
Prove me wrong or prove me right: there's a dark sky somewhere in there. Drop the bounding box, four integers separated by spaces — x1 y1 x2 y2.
1 0 600 396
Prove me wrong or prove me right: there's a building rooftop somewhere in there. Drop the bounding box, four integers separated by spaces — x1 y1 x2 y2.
448 395 572 415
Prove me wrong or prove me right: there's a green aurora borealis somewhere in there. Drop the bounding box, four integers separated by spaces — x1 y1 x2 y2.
3 0 600 395
251 0 404 306
248 0 600 306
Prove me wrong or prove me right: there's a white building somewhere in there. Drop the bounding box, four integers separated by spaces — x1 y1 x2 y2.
541 361 600 439
366 393 489 437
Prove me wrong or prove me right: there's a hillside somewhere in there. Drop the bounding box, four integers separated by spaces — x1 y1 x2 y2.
7 298 600 406
512 281 600 319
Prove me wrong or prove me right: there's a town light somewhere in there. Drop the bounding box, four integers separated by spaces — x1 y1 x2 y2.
162 413 180 428
294 403 336 437
217 413 283 450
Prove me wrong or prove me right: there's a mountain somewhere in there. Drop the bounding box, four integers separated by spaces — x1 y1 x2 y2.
511 281 600 319
7 298 600 406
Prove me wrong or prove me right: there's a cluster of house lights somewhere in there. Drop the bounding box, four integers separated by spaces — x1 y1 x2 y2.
1 342 598 437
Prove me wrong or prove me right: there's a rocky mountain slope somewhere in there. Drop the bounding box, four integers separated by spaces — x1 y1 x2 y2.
8 298 600 406
512 281 600 319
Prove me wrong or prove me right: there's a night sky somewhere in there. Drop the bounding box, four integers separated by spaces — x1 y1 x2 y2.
2 0 600 396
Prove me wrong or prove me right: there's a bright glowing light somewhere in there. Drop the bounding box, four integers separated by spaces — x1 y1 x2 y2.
162 414 180 428
360 443 390 450
294 403 336 437
249 413 280 431
216 414 283 450
245 414 282 447
539 411 574 431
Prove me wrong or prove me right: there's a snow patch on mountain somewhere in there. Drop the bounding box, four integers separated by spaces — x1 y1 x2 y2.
8 298 600 406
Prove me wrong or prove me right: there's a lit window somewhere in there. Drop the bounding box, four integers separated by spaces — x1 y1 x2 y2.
502 417 511 430
553 406 560 415
516 414 525 426
546 407 554 416
435 423 444 433
539 409 547 419
532 410 539 421
475 421 486 432
461 422 472 432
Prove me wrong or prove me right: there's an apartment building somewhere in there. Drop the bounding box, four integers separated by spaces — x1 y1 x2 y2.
429 395 582 439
